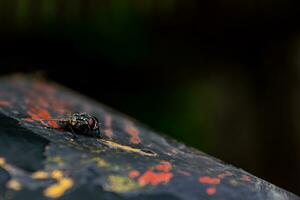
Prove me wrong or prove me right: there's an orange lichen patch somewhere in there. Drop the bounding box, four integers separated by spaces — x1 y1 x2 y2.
206 187 216 195
0 100 10 107
153 161 172 172
32 171 49 179
128 170 140 178
240 175 251 182
44 177 74 199
27 109 59 128
6 179 22 191
198 176 221 185
0 157 6 167
125 121 141 144
138 171 173 186
137 160 174 186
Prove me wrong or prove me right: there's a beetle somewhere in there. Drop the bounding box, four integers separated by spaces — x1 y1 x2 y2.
45 112 101 138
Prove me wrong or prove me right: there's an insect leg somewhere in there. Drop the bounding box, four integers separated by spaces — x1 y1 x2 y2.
67 125 78 139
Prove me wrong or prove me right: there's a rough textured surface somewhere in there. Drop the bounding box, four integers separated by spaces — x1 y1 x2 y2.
0 75 298 200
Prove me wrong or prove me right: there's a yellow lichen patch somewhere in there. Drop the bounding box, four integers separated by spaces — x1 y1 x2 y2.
51 170 63 180
6 179 22 191
44 177 74 199
106 175 140 193
92 157 109 167
0 157 5 167
32 171 49 179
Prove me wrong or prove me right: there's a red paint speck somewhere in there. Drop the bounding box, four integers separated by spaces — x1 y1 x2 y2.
138 171 173 186
199 176 220 185
128 170 140 178
0 100 10 107
206 187 216 195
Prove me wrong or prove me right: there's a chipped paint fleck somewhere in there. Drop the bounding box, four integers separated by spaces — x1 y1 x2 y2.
44 177 74 199
32 171 49 179
199 176 221 185
206 187 216 195
7 179 22 191
106 175 140 192
128 170 140 178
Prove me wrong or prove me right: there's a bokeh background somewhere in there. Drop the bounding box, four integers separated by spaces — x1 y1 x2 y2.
1 0 300 195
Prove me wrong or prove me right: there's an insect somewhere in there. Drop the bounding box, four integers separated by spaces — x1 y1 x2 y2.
45 112 101 138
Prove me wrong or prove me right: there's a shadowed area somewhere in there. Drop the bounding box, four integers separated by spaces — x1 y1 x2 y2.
0 114 49 172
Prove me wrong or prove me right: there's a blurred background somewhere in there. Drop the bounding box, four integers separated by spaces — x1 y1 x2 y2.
0 0 300 195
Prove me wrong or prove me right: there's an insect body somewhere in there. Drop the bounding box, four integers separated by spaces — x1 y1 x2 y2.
47 112 101 138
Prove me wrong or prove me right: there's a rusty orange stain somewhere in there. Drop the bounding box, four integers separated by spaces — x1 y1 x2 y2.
125 121 141 144
136 160 173 186
153 161 172 172
138 171 173 186
0 100 10 107
198 176 221 185
240 175 251 182
206 187 216 195
128 170 140 178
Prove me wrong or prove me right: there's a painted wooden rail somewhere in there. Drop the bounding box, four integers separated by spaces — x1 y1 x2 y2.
0 75 298 200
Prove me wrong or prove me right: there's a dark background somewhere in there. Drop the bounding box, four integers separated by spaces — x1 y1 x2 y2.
1 0 300 195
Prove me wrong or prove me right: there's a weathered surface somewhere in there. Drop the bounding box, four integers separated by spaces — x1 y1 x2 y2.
0 75 298 200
